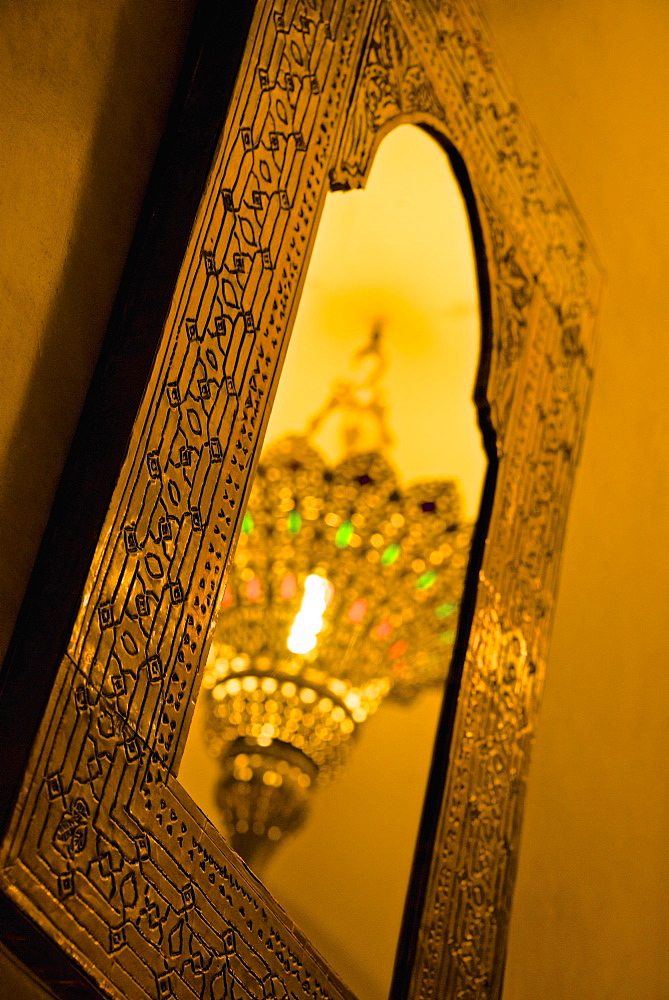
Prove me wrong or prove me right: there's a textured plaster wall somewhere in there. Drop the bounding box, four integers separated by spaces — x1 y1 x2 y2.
479 3 669 998
0 0 194 663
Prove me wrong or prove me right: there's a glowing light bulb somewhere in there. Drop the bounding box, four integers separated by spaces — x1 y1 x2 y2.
280 573 298 600
287 574 333 655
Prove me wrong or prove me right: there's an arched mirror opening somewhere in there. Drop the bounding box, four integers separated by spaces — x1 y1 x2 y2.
179 124 487 1000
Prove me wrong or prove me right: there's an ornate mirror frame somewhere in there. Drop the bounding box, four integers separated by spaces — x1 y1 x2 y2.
0 2 602 999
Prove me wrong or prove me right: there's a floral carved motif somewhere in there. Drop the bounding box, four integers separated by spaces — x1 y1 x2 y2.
336 3 443 183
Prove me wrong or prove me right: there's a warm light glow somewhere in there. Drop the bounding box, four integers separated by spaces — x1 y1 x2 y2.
263 124 485 518
221 585 233 608
280 573 298 600
388 639 408 659
287 574 333 654
348 598 368 623
374 620 394 639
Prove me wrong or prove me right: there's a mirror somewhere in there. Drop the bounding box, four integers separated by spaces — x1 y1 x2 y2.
180 123 486 1000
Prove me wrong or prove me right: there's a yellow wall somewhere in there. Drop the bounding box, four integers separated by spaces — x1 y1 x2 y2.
480 2 669 997
0 0 193 662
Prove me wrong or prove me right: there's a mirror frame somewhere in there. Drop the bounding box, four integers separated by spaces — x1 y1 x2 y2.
0 2 602 998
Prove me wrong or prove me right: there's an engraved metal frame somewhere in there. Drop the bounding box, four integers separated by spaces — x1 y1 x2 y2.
0 2 601 999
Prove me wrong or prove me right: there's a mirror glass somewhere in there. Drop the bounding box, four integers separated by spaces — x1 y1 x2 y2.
180 124 486 1000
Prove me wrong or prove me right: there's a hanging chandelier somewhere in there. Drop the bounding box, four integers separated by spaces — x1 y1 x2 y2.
201 329 473 867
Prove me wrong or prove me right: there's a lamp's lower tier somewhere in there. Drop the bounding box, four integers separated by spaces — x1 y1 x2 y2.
217 738 318 870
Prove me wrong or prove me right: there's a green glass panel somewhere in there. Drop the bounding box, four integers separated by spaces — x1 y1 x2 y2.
416 570 438 590
381 542 401 565
287 510 302 535
335 519 355 548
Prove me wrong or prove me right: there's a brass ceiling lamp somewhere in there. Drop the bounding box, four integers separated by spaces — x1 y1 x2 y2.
201 326 472 868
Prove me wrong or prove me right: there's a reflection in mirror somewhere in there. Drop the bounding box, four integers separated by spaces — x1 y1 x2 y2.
180 124 486 1000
